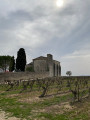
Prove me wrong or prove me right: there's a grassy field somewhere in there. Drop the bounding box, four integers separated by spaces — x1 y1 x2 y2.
0 84 90 120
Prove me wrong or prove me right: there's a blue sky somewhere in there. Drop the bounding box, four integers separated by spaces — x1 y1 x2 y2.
0 0 90 76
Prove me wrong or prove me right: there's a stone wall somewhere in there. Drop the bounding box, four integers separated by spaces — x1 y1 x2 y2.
53 61 61 77
33 60 47 72
0 72 49 82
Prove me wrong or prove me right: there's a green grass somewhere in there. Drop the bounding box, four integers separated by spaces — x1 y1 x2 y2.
37 111 90 120
37 113 69 120
0 97 32 119
38 95 72 107
0 90 72 119
0 83 90 120
66 111 89 120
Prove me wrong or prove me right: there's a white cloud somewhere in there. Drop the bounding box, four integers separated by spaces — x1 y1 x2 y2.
0 0 90 75
61 49 90 75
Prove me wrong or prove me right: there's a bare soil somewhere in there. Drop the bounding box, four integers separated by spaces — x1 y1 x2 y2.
0 110 20 120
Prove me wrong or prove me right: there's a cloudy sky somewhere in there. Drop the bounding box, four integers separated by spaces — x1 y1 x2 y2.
0 0 90 76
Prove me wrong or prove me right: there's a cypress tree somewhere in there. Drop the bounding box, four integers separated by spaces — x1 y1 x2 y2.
9 56 15 72
16 48 26 71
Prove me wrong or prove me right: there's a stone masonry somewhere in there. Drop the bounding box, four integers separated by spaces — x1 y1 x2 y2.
25 54 61 77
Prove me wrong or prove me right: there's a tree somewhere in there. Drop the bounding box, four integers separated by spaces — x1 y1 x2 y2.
26 67 34 72
16 48 26 71
9 56 15 72
0 56 11 72
66 71 72 76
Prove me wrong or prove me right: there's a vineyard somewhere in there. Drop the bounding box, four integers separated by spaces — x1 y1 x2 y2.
0 76 90 120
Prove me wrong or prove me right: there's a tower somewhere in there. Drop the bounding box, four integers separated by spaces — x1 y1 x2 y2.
47 54 54 77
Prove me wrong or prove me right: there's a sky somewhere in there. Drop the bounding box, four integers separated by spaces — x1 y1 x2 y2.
0 0 90 76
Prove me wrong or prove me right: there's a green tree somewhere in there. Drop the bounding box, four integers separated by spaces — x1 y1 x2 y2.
26 67 34 72
0 56 11 72
16 48 26 71
66 71 72 76
9 56 15 72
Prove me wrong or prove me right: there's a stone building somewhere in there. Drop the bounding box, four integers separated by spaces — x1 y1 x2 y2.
25 54 61 77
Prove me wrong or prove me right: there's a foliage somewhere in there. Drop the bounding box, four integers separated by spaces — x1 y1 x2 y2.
26 66 34 72
9 56 15 72
0 56 11 72
16 48 26 71
66 71 72 76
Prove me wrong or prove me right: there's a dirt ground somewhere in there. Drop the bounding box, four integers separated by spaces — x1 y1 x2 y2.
0 97 90 120
0 110 20 120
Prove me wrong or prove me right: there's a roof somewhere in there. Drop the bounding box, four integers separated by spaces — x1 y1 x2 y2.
33 56 47 60
26 62 33 66
53 60 60 64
